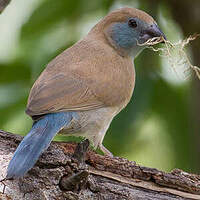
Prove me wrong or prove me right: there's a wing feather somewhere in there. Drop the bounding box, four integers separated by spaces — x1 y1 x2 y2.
26 72 103 116
26 38 135 117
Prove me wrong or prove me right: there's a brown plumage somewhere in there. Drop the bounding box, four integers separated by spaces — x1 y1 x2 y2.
26 38 134 116
93 7 155 30
26 7 157 117
7 7 167 179
26 7 165 153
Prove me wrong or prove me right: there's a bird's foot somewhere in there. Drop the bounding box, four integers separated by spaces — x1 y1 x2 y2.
99 144 113 157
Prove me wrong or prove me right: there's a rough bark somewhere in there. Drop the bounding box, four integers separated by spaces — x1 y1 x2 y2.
0 0 10 13
0 130 200 200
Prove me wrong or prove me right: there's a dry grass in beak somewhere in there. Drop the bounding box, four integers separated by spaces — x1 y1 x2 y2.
138 36 165 46
140 34 200 80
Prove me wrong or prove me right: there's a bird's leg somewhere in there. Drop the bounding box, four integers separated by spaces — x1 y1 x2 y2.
61 140 90 192
72 139 90 166
99 144 113 157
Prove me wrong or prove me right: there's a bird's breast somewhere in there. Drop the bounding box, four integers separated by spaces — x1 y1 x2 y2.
92 54 136 110
63 38 136 110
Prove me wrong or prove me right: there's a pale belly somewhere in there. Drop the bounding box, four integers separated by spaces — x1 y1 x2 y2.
59 106 120 148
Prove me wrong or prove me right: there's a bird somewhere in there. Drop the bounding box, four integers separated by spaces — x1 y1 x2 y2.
7 7 166 179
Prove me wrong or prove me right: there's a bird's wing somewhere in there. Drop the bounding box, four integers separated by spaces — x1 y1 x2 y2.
26 38 134 117
26 71 104 117
26 39 109 117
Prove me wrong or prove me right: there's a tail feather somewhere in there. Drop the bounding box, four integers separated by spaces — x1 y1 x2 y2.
6 112 73 179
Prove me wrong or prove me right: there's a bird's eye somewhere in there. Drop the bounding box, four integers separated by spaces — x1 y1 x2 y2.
128 19 137 28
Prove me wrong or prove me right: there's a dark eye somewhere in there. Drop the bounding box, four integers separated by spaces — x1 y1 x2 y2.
128 19 137 28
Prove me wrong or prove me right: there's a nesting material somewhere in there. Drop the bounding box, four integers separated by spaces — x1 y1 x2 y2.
139 34 200 80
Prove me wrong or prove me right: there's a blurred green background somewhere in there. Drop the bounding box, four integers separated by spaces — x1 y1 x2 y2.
0 0 200 173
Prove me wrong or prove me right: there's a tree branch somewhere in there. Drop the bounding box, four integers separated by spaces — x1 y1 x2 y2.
0 0 11 13
0 129 200 200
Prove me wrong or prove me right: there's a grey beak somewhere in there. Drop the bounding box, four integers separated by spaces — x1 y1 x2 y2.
145 23 167 41
141 23 167 43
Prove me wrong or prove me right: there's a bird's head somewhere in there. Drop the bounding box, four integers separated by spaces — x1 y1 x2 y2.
91 7 166 57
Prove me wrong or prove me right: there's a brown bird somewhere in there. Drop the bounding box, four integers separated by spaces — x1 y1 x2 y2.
7 7 166 178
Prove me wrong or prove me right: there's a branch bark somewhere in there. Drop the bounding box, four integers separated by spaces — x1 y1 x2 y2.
0 0 10 13
0 129 200 200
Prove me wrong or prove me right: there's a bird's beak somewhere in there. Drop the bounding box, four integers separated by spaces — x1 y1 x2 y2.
140 23 167 44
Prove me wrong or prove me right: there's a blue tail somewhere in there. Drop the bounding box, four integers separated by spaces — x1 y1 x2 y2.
7 112 74 179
